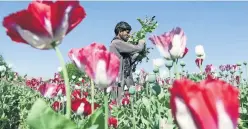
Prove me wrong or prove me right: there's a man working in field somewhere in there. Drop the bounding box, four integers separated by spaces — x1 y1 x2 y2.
109 21 145 105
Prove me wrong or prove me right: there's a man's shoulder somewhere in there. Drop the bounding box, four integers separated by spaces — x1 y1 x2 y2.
111 38 124 44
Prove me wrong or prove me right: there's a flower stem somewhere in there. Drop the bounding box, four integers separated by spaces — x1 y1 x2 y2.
146 82 149 95
90 79 95 113
54 46 71 119
199 64 203 80
131 97 136 129
199 59 203 73
104 89 109 129
174 59 180 79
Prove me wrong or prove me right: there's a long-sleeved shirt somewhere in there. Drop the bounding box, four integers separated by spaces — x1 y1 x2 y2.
109 37 145 87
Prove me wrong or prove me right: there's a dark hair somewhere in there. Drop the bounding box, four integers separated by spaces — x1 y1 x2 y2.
114 21 132 35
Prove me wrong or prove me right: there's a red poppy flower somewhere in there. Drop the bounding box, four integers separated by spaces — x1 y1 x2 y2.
69 43 120 87
170 79 239 129
52 101 62 112
3 0 86 50
71 89 81 99
71 98 99 116
122 97 130 106
108 117 118 128
38 83 60 98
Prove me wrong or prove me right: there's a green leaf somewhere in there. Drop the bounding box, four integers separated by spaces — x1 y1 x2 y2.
27 99 77 129
142 97 150 111
87 125 99 129
166 110 174 124
141 115 150 127
158 91 165 100
81 107 104 129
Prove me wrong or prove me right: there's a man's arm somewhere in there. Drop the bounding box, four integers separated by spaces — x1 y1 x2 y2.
131 53 139 64
111 39 145 54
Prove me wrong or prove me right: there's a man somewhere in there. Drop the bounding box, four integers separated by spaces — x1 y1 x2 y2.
109 21 145 104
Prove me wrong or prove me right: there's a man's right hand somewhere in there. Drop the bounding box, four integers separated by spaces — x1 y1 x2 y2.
138 39 146 44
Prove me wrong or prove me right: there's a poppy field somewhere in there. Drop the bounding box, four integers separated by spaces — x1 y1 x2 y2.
0 1 247 129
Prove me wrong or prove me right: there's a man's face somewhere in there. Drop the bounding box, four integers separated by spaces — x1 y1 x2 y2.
119 30 130 42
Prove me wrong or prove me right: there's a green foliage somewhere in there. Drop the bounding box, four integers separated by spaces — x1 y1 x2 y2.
79 107 105 129
0 81 39 129
128 16 158 72
0 55 7 66
187 73 204 82
60 62 88 82
0 55 13 79
0 55 25 82
111 83 175 129
27 99 78 129
27 99 105 129
1 70 248 129
0 81 21 129
239 83 248 128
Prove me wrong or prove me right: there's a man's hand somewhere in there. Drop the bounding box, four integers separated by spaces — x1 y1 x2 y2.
138 39 146 44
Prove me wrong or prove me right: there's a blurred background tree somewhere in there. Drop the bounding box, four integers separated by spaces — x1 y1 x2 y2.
60 62 89 83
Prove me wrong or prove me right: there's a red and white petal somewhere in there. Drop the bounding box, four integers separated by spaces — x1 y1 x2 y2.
15 25 55 49
150 35 172 60
174 97 197 129
94 51 120 86
95 59 109 87
201 79 239 128
106 52 120 84
170 79 217 129
50 1 86 35
76 102 85 115
38 83 58 98
27 2 53 36
181 47 188 58
68 48 85 71
2 10 51 45
170 35 183 57
79 43 107 79
72 100 83 114
216 101 234 129
43 86 56 98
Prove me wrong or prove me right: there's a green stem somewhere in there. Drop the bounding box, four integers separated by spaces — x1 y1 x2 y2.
148 83 152 125
158 97 161 118
104 89 109 129
134 90 137 102
91 79 95 113
174 59 180 79
199 64 203 80
181 67 184 78
131 97 136 129
168 68 171 84
157 96 161 127
199 59 203 73
146 82 149 96
54 46 71 119
240 73 242 88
